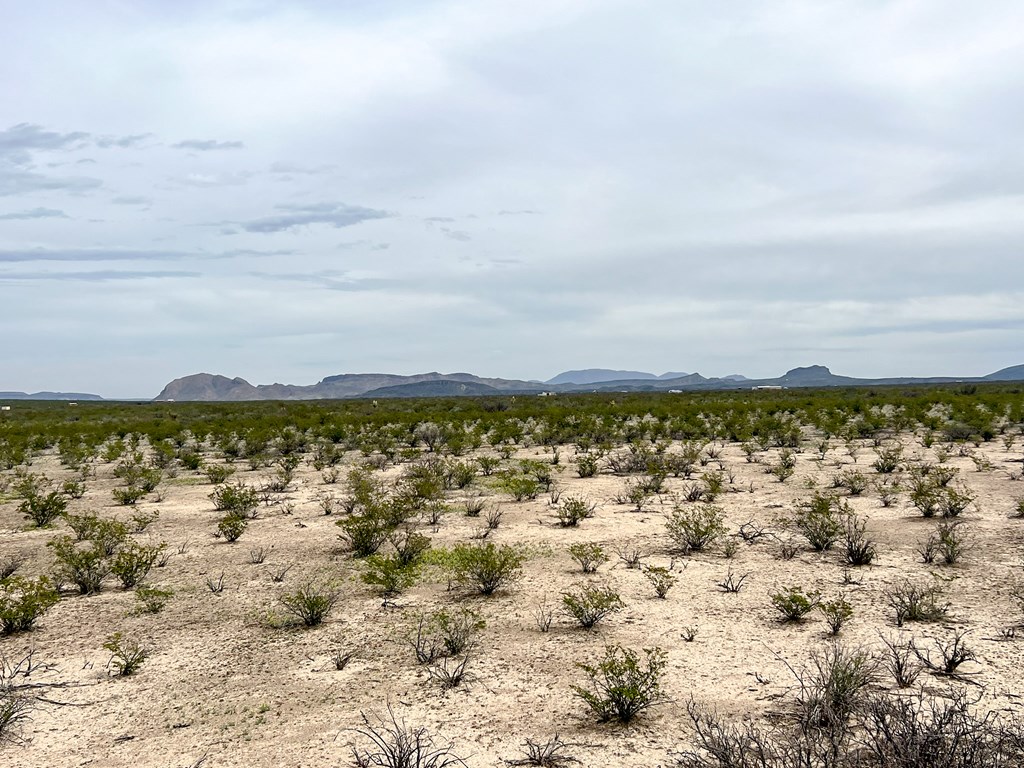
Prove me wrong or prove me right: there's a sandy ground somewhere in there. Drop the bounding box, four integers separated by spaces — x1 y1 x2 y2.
2 434 1024 767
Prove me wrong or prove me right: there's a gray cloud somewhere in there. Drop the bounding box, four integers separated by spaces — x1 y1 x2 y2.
0 123 90 164
0 269 200 282
242 202 391 233
0 170 102 196
0 247 290 262
0 207 69 220
95 133 153 148
172 139 245 151
111 195 152 205
269 161 335 175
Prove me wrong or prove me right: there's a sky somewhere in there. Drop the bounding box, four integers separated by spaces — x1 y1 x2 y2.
2 0 1023 398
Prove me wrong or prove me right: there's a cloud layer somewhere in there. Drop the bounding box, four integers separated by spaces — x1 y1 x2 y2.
2 1 1024 397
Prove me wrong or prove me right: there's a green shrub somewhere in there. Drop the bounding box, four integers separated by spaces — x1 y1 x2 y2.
203 463 235 484
572 645 666 723
574 453 600 478
432 608 485 656
133 584 173 615
884 579 948 626
0 576 60 634
337 512 390 557
217 514 247 543
49 536 109 594
665 504 726 554
643 565 676 598
819 596 854 635
111 485 146 506
279 582 339 627
362 554 420 597
111 542 164 588
91 518 129 556
103 632 148 676
567 542 608 573
771 587 820 622
795 492 848 551
19 489 67 528
499 472 541 502
872 445 904 474
556 496 595 527
209 482 259 516
561 583 624 629
441 542 525 595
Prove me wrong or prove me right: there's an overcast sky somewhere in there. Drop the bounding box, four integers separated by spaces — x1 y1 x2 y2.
3 1 1023 397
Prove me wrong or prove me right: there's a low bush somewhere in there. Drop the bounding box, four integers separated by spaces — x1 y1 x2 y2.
49 536 109 594
111 542 164 588
103 632 148 676
572 645 666 723
567 542 608 573
18 489 67 528
665 504 726 554
561 583 624 629
771 587 820 622
644 565 676 598
217 514 247 543
794 491 849 552
440 542 525 595
0 576 60 634
279 582 339 627
362 554 420 597
884 578 948 626
556 496 595 527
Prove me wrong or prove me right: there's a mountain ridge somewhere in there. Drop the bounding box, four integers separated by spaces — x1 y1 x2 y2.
149 363 1024 401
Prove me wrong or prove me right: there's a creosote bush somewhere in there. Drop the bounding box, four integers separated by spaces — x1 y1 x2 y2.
561 583 624 629
279 582 340 627
572 645 666 723
103 632 149 676
436 542 526 595
665 504 726 554
567 542 608 573
794 492 848 552
771 586 820 622
0 576 60 634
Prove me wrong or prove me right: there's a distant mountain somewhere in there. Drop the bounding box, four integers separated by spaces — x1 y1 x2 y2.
0 391 103 401
151 363 1024 401
361 380 506 398
984 364 1024 381
155 371 538 401
546 369 659 385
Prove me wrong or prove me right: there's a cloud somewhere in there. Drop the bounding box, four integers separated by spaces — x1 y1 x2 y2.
0 170 102 196
95 133 153 148
0 123 90 164
0 207 69 220
242 202 391 233
170 171 253 187
268 161 335 175
0 269 201 282
172 139 245 151
0 246 290 263
111 195 152 205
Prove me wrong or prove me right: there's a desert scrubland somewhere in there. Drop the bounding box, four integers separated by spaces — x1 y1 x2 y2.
2 389 1024 767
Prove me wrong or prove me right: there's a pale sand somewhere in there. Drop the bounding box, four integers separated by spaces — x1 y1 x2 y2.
2 437 1023 767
